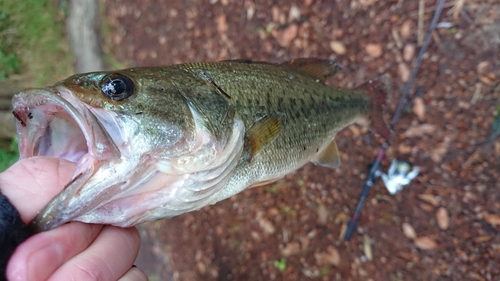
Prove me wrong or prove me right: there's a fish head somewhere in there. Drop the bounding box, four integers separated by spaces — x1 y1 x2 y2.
12 68 241 231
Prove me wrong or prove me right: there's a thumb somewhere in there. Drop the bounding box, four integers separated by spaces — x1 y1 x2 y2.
0 157 76 222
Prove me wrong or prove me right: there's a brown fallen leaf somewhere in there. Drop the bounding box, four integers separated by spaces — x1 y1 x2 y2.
436 207 450 230
334 212 350 224
412 97 425 120
349 125 361 137
317 204 329 225
279 24 298 46
398 62 410 82
419 203 434 212
256 211 275 234
475 235 490 243
251 231 261 241
302 268 320 278
431 136 451 163
363 234 373 261
468 272 487 281
476 61 491 74
403 124 436 138
495 141 500 156
360 0 375 6
414 236 437 250
326 246 341 266
483 212 500 225
450 0 465 19
480 76 493 85
403 44 415 61
330 40 346 55
365 43 382 58
197 261 206 274
215 14 228 33
338 223 347 240
458 100 471 110
281 242 300 257
300 235 310 250
271 6 280 22
400 19 413 38
418 194 439 206
464 191 478 202
288 5 300 22
314 246 341 266
402 222 417 239
398 143 413 154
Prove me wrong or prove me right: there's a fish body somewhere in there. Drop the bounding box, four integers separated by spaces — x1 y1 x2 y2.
11 58 388 231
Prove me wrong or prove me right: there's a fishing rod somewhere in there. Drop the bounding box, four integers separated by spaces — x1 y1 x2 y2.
344 0 446 241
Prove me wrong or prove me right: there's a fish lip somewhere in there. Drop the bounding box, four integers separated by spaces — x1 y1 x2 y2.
12 86 121 161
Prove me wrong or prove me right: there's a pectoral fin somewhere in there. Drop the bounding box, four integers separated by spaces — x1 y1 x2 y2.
312 140 341 169
245 113 284 160
249 178 280 188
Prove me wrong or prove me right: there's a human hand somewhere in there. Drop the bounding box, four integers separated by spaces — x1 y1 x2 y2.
0 157 147 281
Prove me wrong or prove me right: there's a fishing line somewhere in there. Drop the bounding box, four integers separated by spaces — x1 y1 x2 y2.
344 0 446 241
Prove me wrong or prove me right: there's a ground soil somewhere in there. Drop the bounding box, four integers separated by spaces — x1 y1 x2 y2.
102 0 500 280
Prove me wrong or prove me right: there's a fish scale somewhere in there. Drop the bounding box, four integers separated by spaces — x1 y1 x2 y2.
174 61 375 201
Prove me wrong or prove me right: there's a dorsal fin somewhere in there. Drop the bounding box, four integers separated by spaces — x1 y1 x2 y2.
311 139 341 169
281 58 342 82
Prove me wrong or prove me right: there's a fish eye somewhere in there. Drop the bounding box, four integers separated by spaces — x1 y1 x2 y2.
100 74 135 101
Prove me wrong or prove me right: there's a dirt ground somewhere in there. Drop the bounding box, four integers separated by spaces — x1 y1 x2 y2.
102 0 500 280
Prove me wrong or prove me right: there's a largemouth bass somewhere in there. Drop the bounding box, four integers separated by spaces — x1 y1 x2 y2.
12 58 389 232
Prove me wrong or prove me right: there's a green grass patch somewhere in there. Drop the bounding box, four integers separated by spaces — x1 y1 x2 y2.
390 274 403 281
99 1 127 70
296 178 304 187
280 204 297 217
0 136 18 172
229 240 241 249
0 0 74 170
273 257 287 272
0 7 20 79
488 104 500 142
320 265 330 276
230 224 242 233
1 0 74 87
264 184 282 194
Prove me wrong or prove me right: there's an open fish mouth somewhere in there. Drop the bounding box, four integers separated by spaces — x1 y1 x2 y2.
12 87 120 163
11 87 123 231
